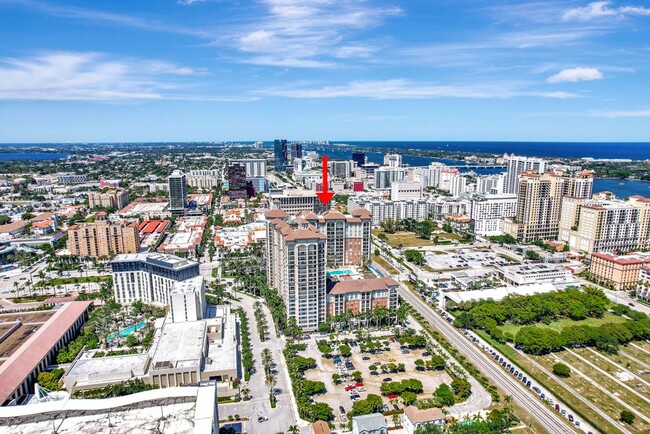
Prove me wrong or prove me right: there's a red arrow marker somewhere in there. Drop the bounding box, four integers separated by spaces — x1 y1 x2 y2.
316 155 335 205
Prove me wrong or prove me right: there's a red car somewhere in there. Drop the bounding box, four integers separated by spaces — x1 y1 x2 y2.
355 382 364 388
345 385 356 391
387 393 399 399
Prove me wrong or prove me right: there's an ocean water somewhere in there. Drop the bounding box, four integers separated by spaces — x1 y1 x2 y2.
326 141 650 160
307 144 650 198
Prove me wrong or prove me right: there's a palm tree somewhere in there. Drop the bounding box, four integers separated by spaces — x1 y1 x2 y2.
504 394 513 412
261 348 273 373
288 425 299 434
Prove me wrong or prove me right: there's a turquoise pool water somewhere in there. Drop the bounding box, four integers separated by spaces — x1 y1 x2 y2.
107 321 146 342
327 269 355 276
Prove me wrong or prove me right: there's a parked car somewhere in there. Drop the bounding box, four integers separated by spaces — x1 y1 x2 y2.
383 378 392 382
339 406 346 414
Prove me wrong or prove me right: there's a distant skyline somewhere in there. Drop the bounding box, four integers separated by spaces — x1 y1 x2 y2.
1 0 650 142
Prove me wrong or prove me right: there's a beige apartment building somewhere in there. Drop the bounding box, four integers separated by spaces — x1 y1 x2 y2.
559 195 650 254
559 198 642 254
88 189 129 210
503 171 566 242
629 195 650 249
68 220 140 257
589 251 650 290
266 209 327 331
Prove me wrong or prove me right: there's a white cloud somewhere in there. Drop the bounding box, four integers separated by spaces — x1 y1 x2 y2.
258 79 579 99
562 1 650 21
546 67 604 83
234 0 400 67
0 52 219 101
591 109 650 118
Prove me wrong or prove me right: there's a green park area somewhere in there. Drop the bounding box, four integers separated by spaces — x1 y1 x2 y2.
496 312 629 336
372 230 434 248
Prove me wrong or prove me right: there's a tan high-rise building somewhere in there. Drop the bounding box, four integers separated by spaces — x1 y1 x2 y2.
503 171 565 242
562 170 594 198
559 199 641 254
88 189 129 210
265 209 327 331
629 196 650 249
68 220 140 258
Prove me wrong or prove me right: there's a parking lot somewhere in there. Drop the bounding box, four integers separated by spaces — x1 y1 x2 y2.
425 249 506 271
300 336 453 422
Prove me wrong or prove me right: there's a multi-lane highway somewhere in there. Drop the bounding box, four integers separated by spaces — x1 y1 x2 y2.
399 286 578 434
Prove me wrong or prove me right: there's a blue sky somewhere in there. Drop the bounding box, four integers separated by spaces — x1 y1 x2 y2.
0 0 649 142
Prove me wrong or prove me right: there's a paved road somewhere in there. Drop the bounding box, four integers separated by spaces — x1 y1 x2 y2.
602 288 650 315
399 286 577 434
218 293 307 433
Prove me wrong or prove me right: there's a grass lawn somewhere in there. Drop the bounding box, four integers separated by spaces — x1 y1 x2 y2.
42 275 112 286
438 232 462 241
372 230 434 248
497 312 628 336
372 255 399 275
476 330 625 434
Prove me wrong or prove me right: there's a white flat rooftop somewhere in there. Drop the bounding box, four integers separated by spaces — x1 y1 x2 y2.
445 283 558 304
151 320 205 369
65 353 148 386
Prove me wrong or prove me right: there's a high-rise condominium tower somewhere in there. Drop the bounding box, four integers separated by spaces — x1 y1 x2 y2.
168 170 187 217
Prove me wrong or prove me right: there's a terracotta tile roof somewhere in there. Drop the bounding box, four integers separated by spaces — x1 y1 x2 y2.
322 210 346 220
329 277 399 295
350 208 372 218
404 406 445 424
0 220 29 233
0 301 92 404
312 421 331 434
265 209 290 219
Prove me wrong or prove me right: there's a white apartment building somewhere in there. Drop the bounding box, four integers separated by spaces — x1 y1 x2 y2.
269 189 329 214
232 159 266 178
375 167 405 189
391 181 422 201
476 174 506 195
187 169 220 191
111 253 200 305
448 174 468 197
438 168 460 191
347 195 466 226
503 154 546 194
466 193 517 236
383 153 402 168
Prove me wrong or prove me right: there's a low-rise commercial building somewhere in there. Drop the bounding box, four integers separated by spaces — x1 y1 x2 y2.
496 263 573 286
589 251 650 290
0 302 92 405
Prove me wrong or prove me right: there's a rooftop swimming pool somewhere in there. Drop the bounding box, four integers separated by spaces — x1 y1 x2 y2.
107 321 146 342
327 269 356 276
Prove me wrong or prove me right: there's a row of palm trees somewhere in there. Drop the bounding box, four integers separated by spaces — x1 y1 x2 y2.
327 304 409 330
